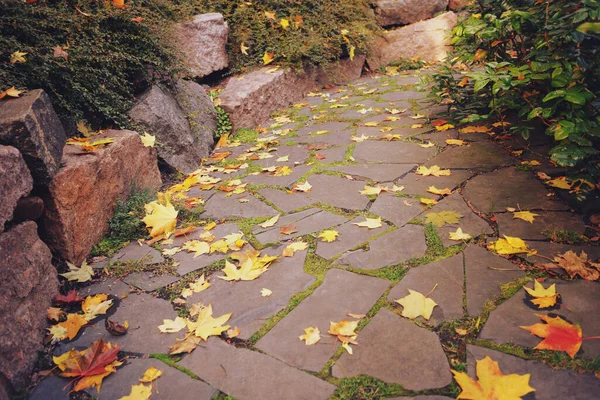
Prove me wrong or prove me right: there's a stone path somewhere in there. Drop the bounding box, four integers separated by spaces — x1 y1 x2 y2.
34 70 600 399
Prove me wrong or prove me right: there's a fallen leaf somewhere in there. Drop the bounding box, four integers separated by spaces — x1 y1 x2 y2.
395 289 437 320
280 18 289 29
186 304 231 340
347 313 366 319
449 228 472 241
274 165 292 176
436 124 455 131
139 366 162 383
261 288 272 297
419 142 435 148
226 326 240 338
512 211 539 224
365 122 379 127
189 274 211 293
353 217 382 229
82 294 113 321
299 327 321 345
263 51 275 65
55 290 84 305
10 50 27 64
524 280 558 308
427 186 452 196
0 86 24 99
416 165 451 177
328 320 358 337
352 134 371 142
264 11 276 20
452 356 535 399
105 318 128 336
425 211 463 227
280 224 298 235
282 241 308 257
543 250 600 281
60 261 94 283
420 197 438 206
119 383 151 400
240 42 249 55
169 336 201 355
488 236 532 255
546 176 572 190
319 230 339 242
521 314 582 358
182 240 210 258
53 46 68 60
140 132 155 147
158 317 187 333
446 139 466 146
360 185 383 196
218 259 268 281
411 124 424 129
458 125 490 134
47 307 65 321
294 181 312 192
142 197 178 238
260 214 280 228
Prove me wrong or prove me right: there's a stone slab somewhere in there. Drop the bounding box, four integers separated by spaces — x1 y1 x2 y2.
337 225 427 270
388 253 464 325
354 141 437 164
316 217 389 260
381 91 425 102
424 141 515 171
332 309 452 390
397 170 474 197
521 241 600 265
296 129 355 147
87 358 216 399
124 272 180 292
314 145 348 162
28 376 69 400
244 165 310 187
80 277 131 298
59 293 178 355
466 345 600 399
187 246 315 340
203 192 278 219
329 163 414 182
254 210 346 244
479 280 600 358
296 122 352 136
305 174 370 210
256 269 390 372
370 194 424 227
254 146 310 168
463 245 525 316
391 397 453 400
180 338 336 400
109 242 164 265
496 211 586 241
462 167 570 213
258 188 316 213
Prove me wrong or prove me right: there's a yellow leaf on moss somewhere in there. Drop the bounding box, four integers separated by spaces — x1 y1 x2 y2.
142 197 178 238
280 18 289 29
240 42 249 55
263 51 275 65
264 11 276 20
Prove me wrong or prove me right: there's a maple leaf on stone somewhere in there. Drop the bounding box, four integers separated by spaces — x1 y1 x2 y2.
543 250 600 281
427 186 452 196
120 383 151 399
416 165 451 177
395 289 437 320
219 258 269 281
458 125 490 134
319 230 339 242
521 314 583 358
424 211 463 227
47 307 65 322
139 366 162 383
82 294 113 321
182 240 210 258
294 181 312 192
274 165 292 176
186 304 231 340
169 336 202 355
142 196 178 238
446 139 466 146
158 317 187 333
523 280 558 308
449 228 472 241
488 236 532 255
353 217 382 229
513 211 539 224
329 319 359 354
299 326 321 345
420 197 438 206
452 355 535 399
61 261 94 283
360 185 383 196
282 241 308 257
261 288 272 297
260 214 280 228
55 290 84 305
280 224 298 235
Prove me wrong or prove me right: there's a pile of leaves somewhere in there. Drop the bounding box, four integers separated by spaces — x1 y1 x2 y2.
425 0 600 200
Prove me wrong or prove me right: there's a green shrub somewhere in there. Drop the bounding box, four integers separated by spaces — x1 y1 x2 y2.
425 1 600 190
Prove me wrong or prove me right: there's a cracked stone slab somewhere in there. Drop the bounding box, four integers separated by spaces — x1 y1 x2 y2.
353 141 437 164
256 269 389 372
124 271 180 292
258 188 316 212
296 129 355 146
305 174 371 210
58 293 178 355
479 280 600 358
93 243 164 269
296 121 352 136
464 245 525 316
396 170 474 197
179 338 336 400
187 246 315 340
520 241 600 265
203 191 278 219
466 345 600 399
423 192 492 247
28 376 69 400
243 165 310 187
254 209 346 244
337 225 427 270
86 358 216 399
496 211 586 241
462 167 570 213
329 163 414 182
338 109 377 119
370 194 424 227
80 277 131 298
381 91 425 102
254 146 310 167
316 217 389 260
424 141 515 171
388 253 464 325
314 145 348 162
417 129 459 147
332 308 452 391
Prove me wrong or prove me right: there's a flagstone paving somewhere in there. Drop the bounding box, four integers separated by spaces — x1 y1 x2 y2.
36 70 600 400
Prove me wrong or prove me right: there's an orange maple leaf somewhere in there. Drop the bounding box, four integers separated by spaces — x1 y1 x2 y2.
520 314 582 358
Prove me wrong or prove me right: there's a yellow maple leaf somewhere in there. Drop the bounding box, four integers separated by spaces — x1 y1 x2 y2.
10 50 27 64
140 132 155 147
260 288 272 297
458 125 490 134
240 42 249 55
82 294 113 321
446 139 467 146
209 239 229 254
513 211 539 224
416 165 451 177
182 240 210 258
364 121 379 127
119 383 152 400
546 176 572 190
452 356 535 399
264 11 276 20
139 366 162 383
274 165 292 176
49 324 68 341
353 217 382 229
299 326 321 345
263 51 275 65
395 289 437 320
436 123 455 131
412 124 424 128
47 307 65 322
349 45 355 61
282 241 308 257
60 261 94 283
260 214 280 228
189 274 211 293
280 18 290 29
328 320 358 337
449 228 472 241
294 181 312 192
427 186 452 196
142 196 178 238
218 259 267 281
488 235 532 255
169 336 201 355
419 142 435 148
158 316 187 333
319 230 339 242
60 313 89 340
186 304 231 340
523 280 558 308
360 185 383 195
420 197 438 206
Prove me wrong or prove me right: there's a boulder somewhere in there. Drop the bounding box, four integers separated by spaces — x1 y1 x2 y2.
0 90 66 185
449 0 472 10
219 68 319 131
0 221 58 392
0 146 33 232
12 196 45 224
129 85 212 173
42 130 161 264
172 13 229 78
373 0 449 27
313 55 366 86
173 80 217 159
367 12 457 68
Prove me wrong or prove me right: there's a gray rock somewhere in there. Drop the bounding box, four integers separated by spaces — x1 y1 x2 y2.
368 12 458 68
173 79 217 159
220 68 318 131
397 170 474 197
424 141 515 171
258 188 316 213
305 174 370 210
332 308 452 390
254 209 346 244
180 338 336 400
314 145 348 162
0 222 58 392
313 55 366 86
337 225 427 270
0 90 66 184
203 192 278 219
316 217 390 260
256 269 390 371
463 245 525 316
370 194 424 227
388 253 464 325
124 272 180 292
0 146 32 231
373 0 449 27
187 246 315 339
496 211 586 241
354 141 437 164
171 13 229 78
479 280 600 358
466 345 600 399
329 163 414 182
462 167 570 213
